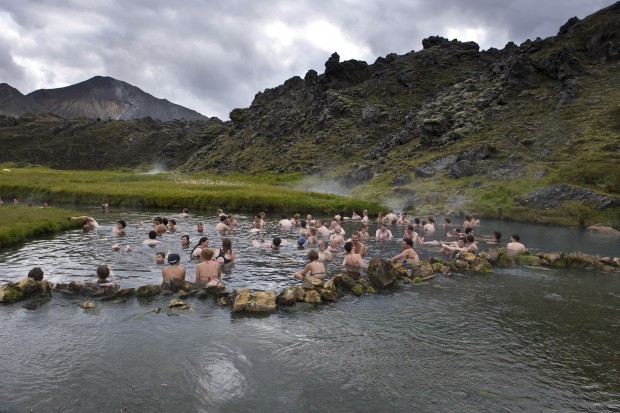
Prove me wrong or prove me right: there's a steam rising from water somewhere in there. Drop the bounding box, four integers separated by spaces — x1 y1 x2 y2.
142 163 167 174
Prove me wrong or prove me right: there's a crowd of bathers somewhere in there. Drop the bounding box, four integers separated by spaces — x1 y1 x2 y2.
23 208 526 289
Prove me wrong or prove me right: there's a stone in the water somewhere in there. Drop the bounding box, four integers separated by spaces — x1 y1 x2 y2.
367 257 398 288
277 288 297 306
80 300 97 309
245 291 277 312
303 290 322 303
232 288 251 312
301 275 324 290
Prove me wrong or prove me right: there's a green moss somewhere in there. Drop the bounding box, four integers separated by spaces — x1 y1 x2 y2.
413 277 422 283
0 283 24 303
351 284 364 296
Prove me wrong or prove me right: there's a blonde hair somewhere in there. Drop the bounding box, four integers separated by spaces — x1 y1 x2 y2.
201 248 215 261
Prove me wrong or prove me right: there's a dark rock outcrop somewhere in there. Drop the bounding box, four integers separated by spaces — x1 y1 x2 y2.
516 183 620 209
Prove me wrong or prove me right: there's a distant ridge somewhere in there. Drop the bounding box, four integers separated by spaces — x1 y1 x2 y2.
0 76 209 121
0 83 47 116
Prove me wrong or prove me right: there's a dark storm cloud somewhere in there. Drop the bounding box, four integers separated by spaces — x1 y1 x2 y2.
0 0 614 119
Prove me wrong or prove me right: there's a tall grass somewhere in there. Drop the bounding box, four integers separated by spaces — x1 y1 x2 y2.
0 205 83 248
0 166 384 214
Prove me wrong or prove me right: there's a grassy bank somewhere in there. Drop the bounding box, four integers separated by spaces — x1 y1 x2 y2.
0 205 83 248
0 166 384 215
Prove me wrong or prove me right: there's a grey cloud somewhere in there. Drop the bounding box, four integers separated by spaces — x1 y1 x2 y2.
0 0 615 119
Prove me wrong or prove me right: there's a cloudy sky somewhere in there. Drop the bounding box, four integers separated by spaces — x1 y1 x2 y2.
0 0 613 119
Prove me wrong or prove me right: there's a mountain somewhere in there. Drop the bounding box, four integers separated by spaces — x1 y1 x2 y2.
0 2 618 225
13 76 209 121
0 83 47 116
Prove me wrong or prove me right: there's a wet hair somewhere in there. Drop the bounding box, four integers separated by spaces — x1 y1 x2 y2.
117 220 126 229
190 236 209 256
466 234 475 243
310 228 317 236
97 265 110 280
27 267 44 281
319 240 328 249
162 218 169 226
444 218 451 224
220 215 227 222
414 218 420 225
201 248 215 261
344 241 354 253
465 227 474 235
154 216 162 224
512 234 521 242
148 230 157 240
308 250 319 261
156 251 165 258
272 237 282 247
465 215 472 221
407 224 414 232
181 234 190 242
427 217 434 223
183 208 189 213
221 238 232 254
403 238 414 247
493 231 502 240
334 227 342 234
169 218 176 226
197 222 204 228
300 220 307 228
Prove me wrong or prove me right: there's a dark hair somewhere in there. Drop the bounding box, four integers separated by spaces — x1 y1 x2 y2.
28 267 44 281
414 218 420 224
466 234 475 243
97 265 110 280
169 218 176 225
156 251 165 258
407 224 414 232
465 227 474 234
221 238 232 254
300 220 307 228
148 230 157 239
181 234 190 241
445 218 451 224
344 241 354 253
403 238 413 247
117 220 126 229
162 217 169 226
220 215 227 222
493 231 502 240
272 237 282 247
191 236 209 256
512 234 521 242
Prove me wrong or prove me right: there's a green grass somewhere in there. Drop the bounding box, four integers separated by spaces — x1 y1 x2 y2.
0 205 83 248
0 165 385 215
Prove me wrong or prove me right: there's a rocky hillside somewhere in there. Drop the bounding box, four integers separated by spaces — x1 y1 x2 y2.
1 76 208 121
0 2 619 225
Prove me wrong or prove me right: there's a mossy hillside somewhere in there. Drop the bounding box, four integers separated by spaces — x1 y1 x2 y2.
0 166 384 214
0 205 83 248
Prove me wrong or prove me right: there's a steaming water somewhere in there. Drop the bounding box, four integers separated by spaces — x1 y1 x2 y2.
0 208 619 412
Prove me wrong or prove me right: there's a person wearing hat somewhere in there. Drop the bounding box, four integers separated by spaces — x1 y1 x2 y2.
296 236 306 249
162 253 186 283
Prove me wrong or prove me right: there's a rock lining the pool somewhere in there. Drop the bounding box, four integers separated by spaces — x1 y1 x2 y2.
0 250 618 310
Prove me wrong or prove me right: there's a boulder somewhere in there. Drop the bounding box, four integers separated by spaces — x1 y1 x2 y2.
80 300 97 309
294 287 306 302
136 284 161 299
16 278 42 295
457 252 477 264
232 288 251 312
496 250 516 268
100 288 135 302
367 257 398 288
319 288 338 302
301 275 324 290
411 261 434 279
245 291 277 312
515 184 620 210
471 257 494 274
168 299 192 310
0 283 24 303
304 290 322 303
277 288 297 306
351 284 364 296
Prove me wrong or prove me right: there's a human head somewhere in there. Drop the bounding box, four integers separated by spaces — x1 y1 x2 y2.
310 228 317 236
465 227 474 235
306 214 313 221
512 234 521 242
197 223 204 232
344 241 354 253
199 236 209 247
297 236 306 247
493 231 502 241
414 218 420 225
407 224 414 233
351 232 360 243
403 238 414 248
167 253 181 265
97 265 110 280
334 226 341 234
222 238 232 252
117 220 126 229
169 218 176 226
316 219 324 227
220 215 227 222
308 250 319 261
153 216 162 225
148 230 157 240
162 217 169 226
27 267 44 281
300 219 307 228
318 240 328 251
200 248 215 261
181 235 190 246
272 237 282 247
466 234 475 243
427 217 434 224
183 208 189 214
444 218 451 224
155 252 166 264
